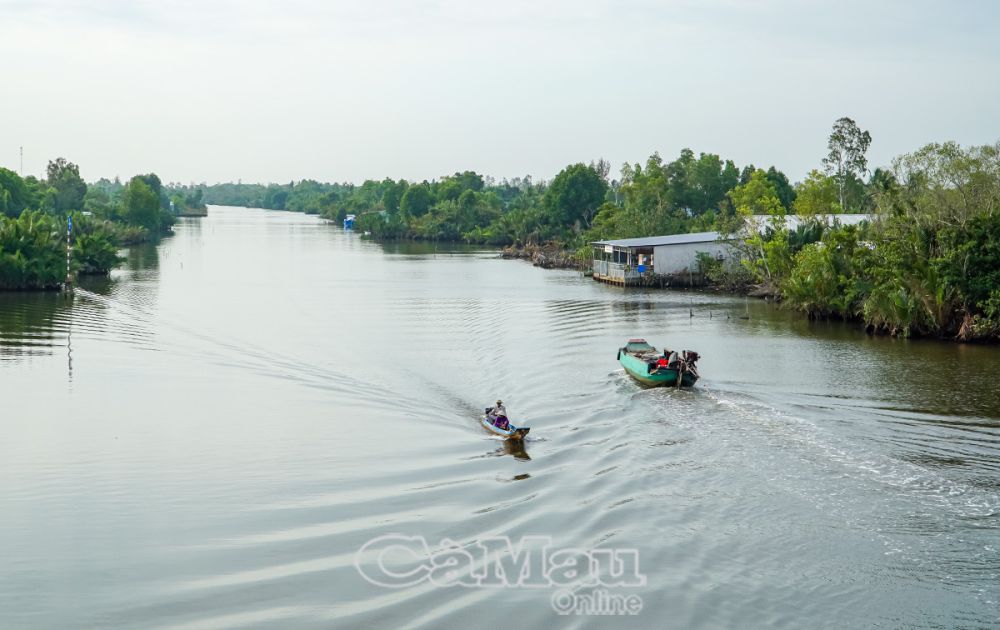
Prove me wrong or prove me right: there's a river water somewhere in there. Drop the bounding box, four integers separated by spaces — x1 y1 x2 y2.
1 206 998 629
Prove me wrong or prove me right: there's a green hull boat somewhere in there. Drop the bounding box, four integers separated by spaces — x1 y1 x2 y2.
618 339 700 388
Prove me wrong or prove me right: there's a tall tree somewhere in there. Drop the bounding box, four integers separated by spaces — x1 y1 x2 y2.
381 179 407 214
542 163 608 230
263 184 290 209
794 170 840 215
687 152 740 216
123 176 161 232
889 141 1000 229
452 171 484 192
0 167 35 217
765 166 796 212
822 117 872 212
864 167 897 211
400 183 432 217
589 158 611 182
729 169 785 217
664 148 696 211
135 172 169 211
45 158 87 215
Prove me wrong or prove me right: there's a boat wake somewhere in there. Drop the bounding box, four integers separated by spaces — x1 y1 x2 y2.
698 386 1000 578
71 287 409 413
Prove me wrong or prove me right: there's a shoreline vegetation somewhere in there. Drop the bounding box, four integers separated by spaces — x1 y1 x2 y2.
499 243 586 270
176 205 208 218
6 118 1000 343
1 158 207 290
196 118 1000 343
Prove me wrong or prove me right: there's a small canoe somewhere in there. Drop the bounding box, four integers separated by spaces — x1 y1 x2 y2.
618 338 700 388
481 415 530 440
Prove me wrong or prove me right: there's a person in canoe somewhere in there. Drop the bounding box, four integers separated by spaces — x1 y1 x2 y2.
487 399 510 430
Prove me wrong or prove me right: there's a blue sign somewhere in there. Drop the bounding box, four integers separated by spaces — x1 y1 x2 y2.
67 216 73 233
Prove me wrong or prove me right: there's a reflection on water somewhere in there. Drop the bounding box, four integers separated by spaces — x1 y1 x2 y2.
492 439 531 461
0 292 73 360
1 207 998 629
378 240 488 257
125 242 160 272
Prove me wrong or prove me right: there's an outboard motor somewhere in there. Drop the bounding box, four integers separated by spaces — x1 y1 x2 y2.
666 351 680 369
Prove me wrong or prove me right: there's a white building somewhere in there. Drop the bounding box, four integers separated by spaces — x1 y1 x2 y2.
591 231 731 286
591 214 874 286
749 213 872 232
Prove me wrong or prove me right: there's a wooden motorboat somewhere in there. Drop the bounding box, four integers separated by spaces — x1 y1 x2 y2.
481 413 530 440
618 338 699 387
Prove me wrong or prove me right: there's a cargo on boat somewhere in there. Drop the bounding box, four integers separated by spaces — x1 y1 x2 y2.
617 338 700 387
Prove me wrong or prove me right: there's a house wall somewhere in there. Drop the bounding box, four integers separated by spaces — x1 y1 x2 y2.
652 241 731 275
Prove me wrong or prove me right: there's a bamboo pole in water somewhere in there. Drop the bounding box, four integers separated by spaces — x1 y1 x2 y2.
64 216 73 289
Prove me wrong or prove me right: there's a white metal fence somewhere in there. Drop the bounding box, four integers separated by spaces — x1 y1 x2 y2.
593 260 645 282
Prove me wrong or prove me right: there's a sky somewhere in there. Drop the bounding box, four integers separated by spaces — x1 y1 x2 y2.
1 0 998 185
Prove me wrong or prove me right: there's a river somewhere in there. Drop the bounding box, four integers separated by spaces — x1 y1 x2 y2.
1 206 998 629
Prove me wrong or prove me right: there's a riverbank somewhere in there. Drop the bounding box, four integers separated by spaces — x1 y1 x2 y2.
497 241 1000 345
499 243 584 270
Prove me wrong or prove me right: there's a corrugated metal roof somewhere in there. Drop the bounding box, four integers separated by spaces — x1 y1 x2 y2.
594 215 875 248
778 213 871 228
592 231 722 248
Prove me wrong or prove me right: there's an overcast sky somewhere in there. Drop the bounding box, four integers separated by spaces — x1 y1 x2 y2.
1 0 998 185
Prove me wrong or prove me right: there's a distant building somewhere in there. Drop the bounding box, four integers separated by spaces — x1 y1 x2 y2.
591 231 730 286
750 213 872 232
591 214 874 287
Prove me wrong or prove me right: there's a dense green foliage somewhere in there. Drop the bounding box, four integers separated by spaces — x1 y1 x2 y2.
10 118 995 342
783 225 871 318
0 209 127 289
739 138 1000 341
193 119 1000 342
193 154 793 251
199 180 349 214
542 163 608 229
165 184 207 215
0 167 35 217
794 170 841 215
0 211 65 289
823 117 872 211
123 177 163 232
0 159 181 289
46 158 87 215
